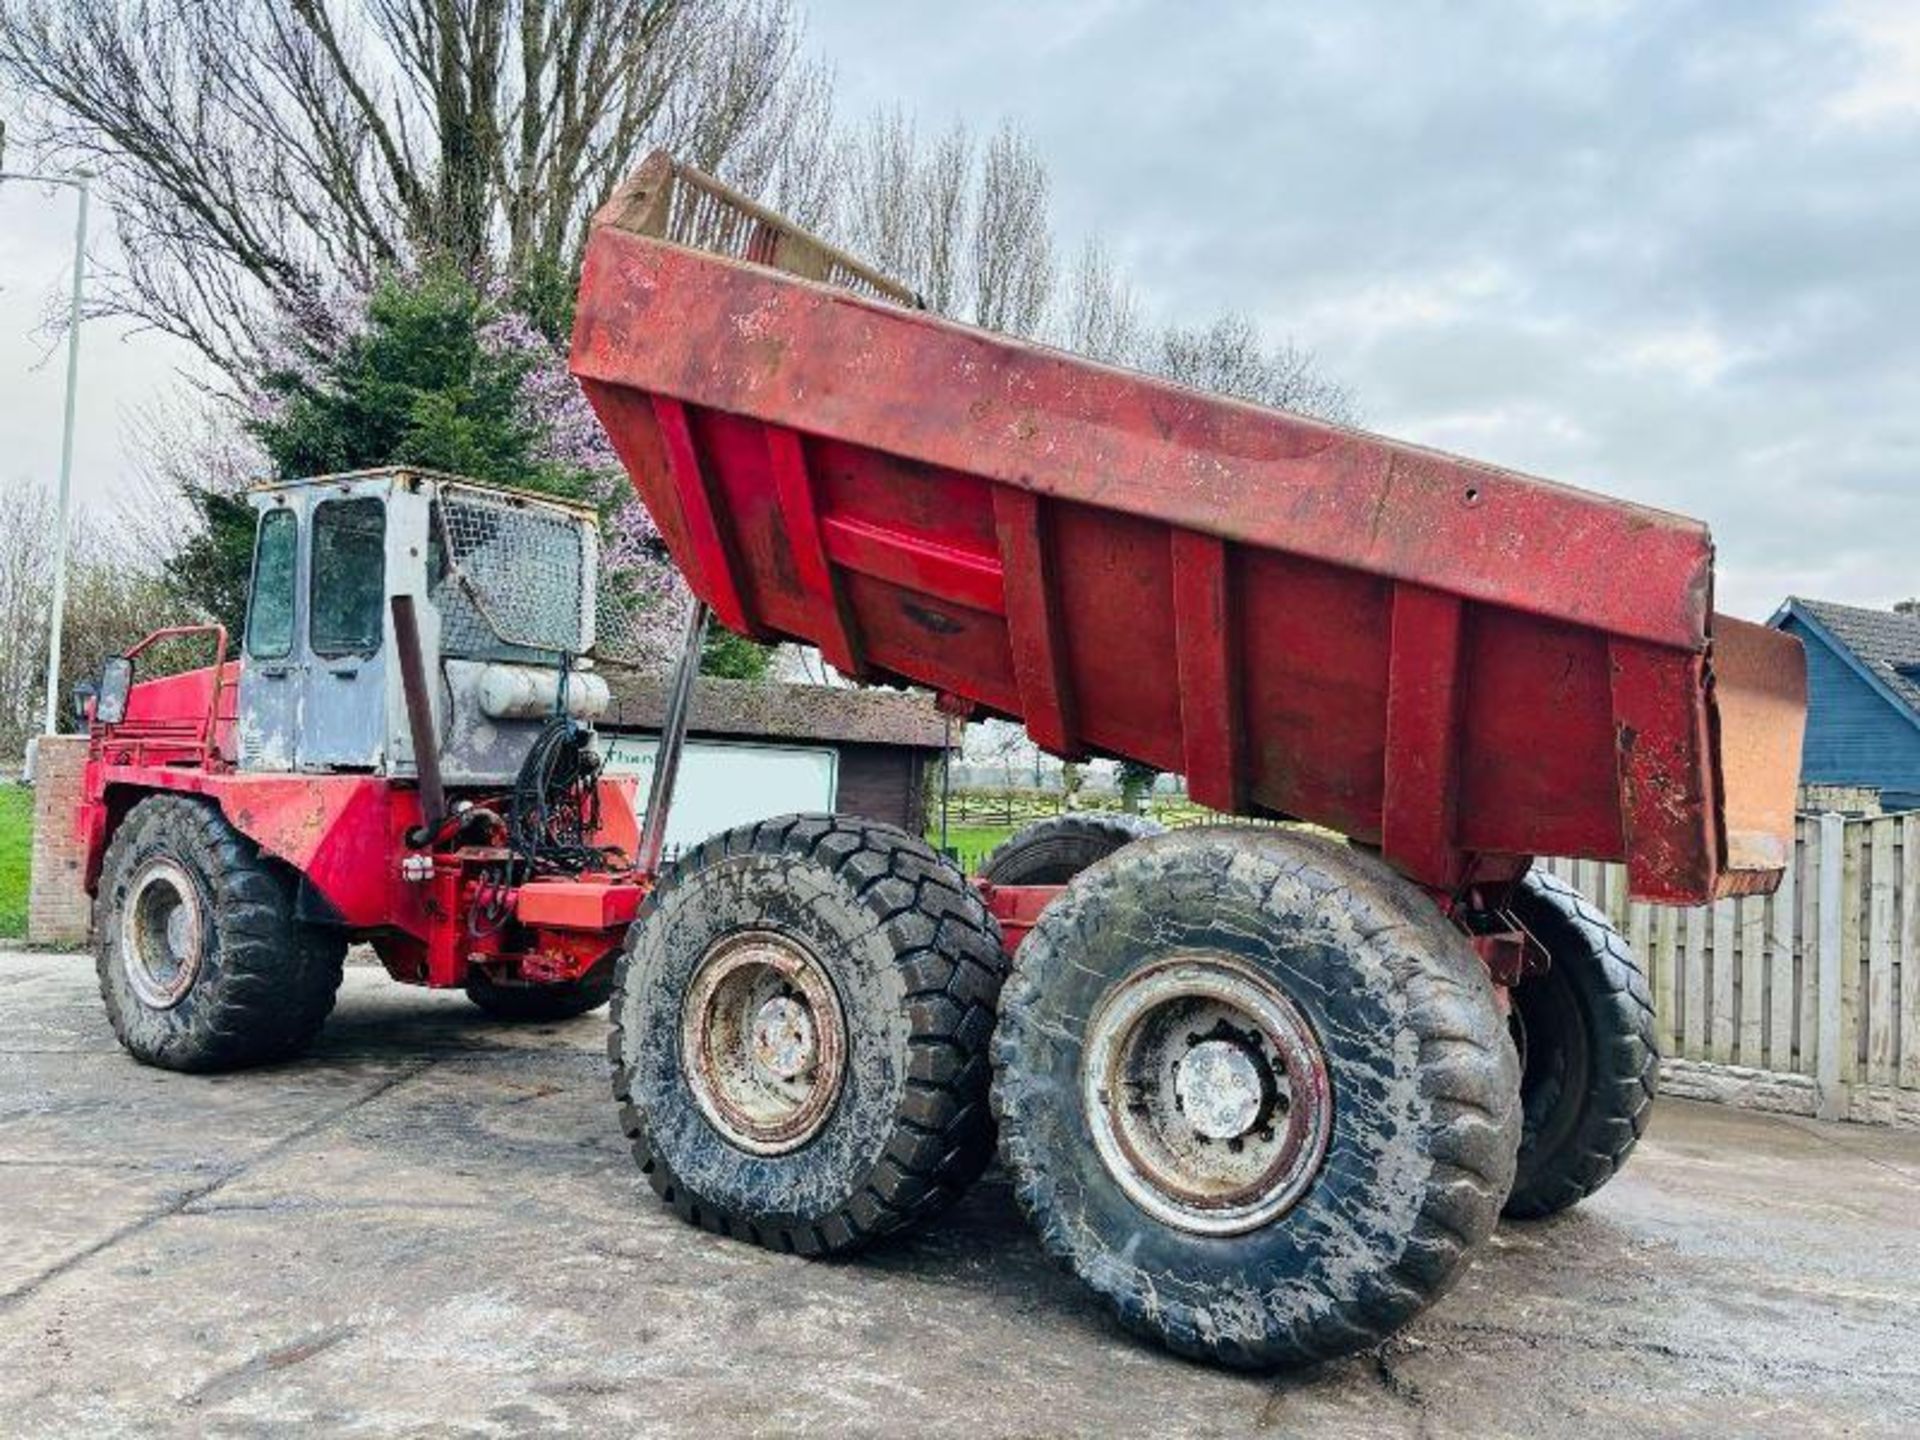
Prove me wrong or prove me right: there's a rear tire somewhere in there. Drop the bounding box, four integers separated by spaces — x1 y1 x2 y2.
466 958 615 1021
95 794 345 1072
1502 869 1658 1219
611 815 1006 1254
977 812 1165 886
993 827 1519 1369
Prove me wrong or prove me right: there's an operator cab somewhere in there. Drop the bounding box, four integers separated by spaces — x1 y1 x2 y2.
236 468 611 784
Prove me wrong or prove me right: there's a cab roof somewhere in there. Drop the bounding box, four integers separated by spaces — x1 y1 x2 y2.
245 467 599 520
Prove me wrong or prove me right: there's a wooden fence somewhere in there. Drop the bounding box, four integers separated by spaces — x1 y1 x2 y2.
1545 811 1920 1127
945 788 1068 831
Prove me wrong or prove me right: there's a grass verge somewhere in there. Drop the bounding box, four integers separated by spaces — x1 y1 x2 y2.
927 822 1016 872
0 785 32 940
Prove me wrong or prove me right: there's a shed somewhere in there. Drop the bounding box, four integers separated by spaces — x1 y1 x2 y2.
1768 598 1920 813
598 675 949 845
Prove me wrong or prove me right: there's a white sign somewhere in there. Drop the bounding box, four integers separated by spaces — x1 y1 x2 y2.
599 736 839 853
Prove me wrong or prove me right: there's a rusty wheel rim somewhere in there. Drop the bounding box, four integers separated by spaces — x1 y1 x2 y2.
121 858 205 1011
681 930 847 1156
1082 956 1333 1236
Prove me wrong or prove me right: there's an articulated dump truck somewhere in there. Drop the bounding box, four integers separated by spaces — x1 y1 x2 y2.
78 151 1805 1369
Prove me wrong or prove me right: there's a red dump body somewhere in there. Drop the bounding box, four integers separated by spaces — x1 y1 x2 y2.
571 157 1805 906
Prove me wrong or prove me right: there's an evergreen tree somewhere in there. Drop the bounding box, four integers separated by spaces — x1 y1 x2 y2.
173 263 770 679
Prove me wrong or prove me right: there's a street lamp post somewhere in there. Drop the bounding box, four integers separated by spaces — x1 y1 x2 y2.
0 162 92 738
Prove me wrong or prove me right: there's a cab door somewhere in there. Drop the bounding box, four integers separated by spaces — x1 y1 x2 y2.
234 504 302 772
298 494 389 771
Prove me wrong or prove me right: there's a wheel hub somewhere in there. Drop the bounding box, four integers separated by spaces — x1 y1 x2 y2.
1083 956 1333 1236
682 931 847 1155
121 858 204 1011
1175 1038 1266 1140
750 996 817 1081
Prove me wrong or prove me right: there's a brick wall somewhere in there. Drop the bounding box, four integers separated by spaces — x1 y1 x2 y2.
27 736 90 946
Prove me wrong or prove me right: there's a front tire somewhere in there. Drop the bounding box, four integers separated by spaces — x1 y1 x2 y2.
1502 869 1658 1219
993 827 1519 1369
611 815 1006 1254
95 794 345 1072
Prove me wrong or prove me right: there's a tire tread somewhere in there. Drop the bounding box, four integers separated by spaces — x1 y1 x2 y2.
977 812 1164 887
991 826 1519 1368
610 814 1005 1254
95 794 344 1071
1502 868 1658 1219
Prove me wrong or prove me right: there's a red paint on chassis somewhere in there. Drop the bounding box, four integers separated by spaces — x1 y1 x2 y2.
77 655 648 991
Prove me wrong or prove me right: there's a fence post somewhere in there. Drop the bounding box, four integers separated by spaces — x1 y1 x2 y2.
1817 812 1848 1121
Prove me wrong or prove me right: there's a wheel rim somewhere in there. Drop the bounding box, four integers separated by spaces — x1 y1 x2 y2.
681 930 848 1155
1082 955 1333 1236
121 858 205 1010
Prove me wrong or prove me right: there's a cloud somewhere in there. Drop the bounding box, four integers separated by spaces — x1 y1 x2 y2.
1823 0 1920 124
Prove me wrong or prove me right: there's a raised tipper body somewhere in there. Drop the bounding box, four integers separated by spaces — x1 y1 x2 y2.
572 151 1805 907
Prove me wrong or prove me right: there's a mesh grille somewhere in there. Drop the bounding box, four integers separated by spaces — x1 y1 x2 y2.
433 486 591 661
587 571 653 669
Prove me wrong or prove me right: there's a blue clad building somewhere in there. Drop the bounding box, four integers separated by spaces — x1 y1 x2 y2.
1769 598 1920 814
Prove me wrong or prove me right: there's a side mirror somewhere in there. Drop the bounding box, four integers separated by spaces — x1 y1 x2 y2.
95 655 134 726
70 678 98 729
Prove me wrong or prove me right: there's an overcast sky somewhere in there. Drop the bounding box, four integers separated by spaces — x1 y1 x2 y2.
4 0 1917 619
807 0 1920 619
0 180 201 540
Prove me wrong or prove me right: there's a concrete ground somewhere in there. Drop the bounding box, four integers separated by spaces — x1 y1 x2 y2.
3 950 1918 1439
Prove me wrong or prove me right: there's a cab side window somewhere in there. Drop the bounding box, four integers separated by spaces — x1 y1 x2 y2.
245 509 298 660
310 498 386 657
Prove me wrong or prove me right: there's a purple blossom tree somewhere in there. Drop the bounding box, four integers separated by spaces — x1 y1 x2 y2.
230 264 697 671
473 303 693 665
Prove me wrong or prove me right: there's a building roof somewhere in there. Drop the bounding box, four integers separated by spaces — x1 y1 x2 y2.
1772 597 1920 726
602 674 950 750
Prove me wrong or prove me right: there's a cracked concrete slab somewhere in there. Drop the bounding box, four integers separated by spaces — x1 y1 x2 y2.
3 948 1917 1438
0 1163 195 1295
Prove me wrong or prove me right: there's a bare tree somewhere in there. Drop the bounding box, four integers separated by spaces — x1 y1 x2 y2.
57 523 185 720
1056 237 1145 365
720 50 838 233
827 111 1352 423
0 486 186 758
0 0 834 362
835 108 922 292
115 394 260 574
968 122 1053 337
834 109 978 317
962 717 1040 790
1154 312 1356 424
0 485 53 759
916 124 973 316
830 112 1054 336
